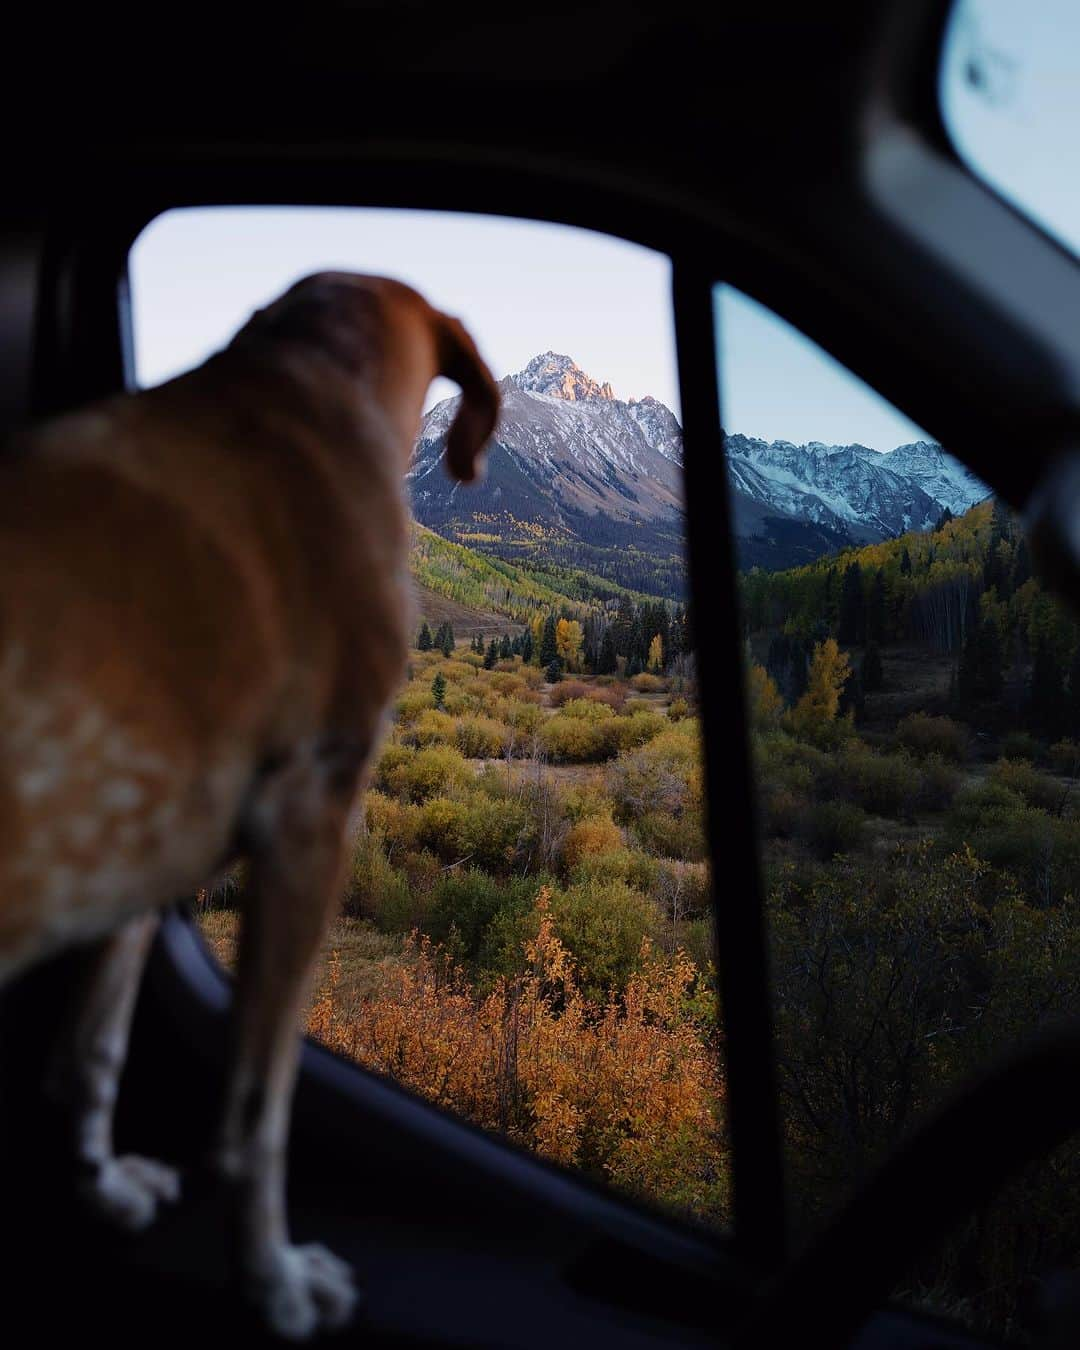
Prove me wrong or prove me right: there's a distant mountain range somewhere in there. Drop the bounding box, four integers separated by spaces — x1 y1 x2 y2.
408 352 991 592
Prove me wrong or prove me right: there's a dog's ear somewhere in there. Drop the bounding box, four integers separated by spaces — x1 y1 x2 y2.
438 316 500 483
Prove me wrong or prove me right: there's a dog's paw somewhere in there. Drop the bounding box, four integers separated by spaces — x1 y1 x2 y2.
79 1154 181 1231
251 1243 359 1341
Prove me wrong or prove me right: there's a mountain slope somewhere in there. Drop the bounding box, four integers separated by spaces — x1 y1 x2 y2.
410 353 687 596
409 352 992 585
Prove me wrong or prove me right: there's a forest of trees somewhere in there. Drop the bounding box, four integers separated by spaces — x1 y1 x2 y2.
423 594 693 682
738 496 1080 1334
741 498 1080 739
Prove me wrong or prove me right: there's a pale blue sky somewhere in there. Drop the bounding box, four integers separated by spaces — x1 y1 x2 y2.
131 208 681 416
131 206 928 451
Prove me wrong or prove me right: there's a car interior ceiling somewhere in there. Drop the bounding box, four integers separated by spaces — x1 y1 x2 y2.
2 1 1080 1346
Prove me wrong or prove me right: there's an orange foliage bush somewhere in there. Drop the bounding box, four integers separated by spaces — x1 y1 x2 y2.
550 680 590 707
308 890 729 1221
561 814 623 870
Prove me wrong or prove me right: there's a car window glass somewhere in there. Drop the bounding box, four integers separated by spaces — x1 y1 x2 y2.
131 207 731 1230
717 280 1080 1339
941 0 1080 259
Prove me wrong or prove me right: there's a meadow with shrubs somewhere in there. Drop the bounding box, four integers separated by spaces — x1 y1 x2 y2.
199 496 1080 1334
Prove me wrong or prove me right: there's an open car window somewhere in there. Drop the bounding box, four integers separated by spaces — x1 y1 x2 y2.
718 281 1080 1339
130 207 732 1235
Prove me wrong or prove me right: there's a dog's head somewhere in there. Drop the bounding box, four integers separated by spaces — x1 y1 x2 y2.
232 272 499 485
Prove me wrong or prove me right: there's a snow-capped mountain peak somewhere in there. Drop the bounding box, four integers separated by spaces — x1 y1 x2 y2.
508 352 616 402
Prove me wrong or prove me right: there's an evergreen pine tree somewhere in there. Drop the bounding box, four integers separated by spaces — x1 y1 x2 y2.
1013 537 1032 591
417 621 433 651
958 616 1004 703
597 628 618 675
900 547 912 576
440 623 454 657
545 658 563 683
484 640 498 670
861 640 884 693
610 595 635 657
866 569 887 645
499 634 512 660
837 562 864 646
431 671 447 709
1030 640 1068 738
539 614 559 668
1067 642 1080 740
521 628 534 664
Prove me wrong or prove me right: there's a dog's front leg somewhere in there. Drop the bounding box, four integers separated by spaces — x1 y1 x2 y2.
217 748 361 1340
53 912 181 1229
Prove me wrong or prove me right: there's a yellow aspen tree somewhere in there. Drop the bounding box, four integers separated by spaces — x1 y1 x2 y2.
747 663 783 730
647 634 664 672
556 618 584 671
788 638 852 740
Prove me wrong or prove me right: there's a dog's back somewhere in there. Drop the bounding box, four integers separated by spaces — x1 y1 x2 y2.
0 275 438 974
0 272 499 1337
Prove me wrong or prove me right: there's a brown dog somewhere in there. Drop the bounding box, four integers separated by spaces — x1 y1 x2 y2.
0 273 499 1338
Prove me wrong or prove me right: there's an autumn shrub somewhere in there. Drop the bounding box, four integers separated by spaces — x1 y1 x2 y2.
440 684 474 717
488 671 525 696
608 747 688 822
989 757 1063 813
416 792 535 871
364 789 421 852
611 708 667 751
373 741 412 791
630 672 666 693
999 730 1042 763
895 712 969 762
667 696 690 721
501 700 544 740
408 708 457 747
540 708 616 762
308 893 728 1222
426 867 545 970
567 846 657 892
343 830 421 931
455 714 507 759
589 685 626 712
1050 739 1080 776
439 659 479 684
759 785 806 839
830 744 921 820
382 745 472 803
918 753 961 812
562 813 624 871
632 808 707 862
650 857 712 919
395 683 437 721
800 800 866 859
550 680 590 707
558 779 612 823
549 879 660 996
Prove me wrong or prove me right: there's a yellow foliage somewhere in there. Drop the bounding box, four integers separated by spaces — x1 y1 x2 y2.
746 664 783 730
786 639 851 740
562 814 624 870
308 890 728 1221
647 634 664 672
556 618 584 670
